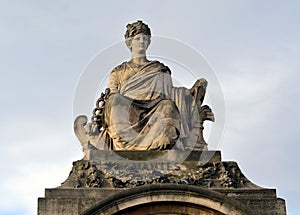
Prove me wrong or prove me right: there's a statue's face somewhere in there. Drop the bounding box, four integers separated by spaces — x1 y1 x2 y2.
130 33 150 54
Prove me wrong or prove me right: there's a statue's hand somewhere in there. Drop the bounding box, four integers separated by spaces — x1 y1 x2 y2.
89 122 101 135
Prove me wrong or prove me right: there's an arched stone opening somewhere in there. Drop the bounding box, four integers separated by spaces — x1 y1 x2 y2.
114 201 224 215
82 184 253 215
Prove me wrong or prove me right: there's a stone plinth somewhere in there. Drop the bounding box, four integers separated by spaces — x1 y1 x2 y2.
88 149 221 163
38 186 286 215
38 150 286 215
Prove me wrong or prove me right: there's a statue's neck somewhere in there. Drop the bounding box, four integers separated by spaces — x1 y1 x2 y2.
130 55 149 66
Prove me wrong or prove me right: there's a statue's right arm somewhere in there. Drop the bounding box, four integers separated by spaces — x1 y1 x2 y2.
108 63 128 95
108 69 120 95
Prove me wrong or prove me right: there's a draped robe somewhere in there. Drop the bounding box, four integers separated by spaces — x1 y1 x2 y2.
104 60 194 150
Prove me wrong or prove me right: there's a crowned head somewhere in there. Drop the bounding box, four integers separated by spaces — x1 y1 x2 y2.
125 20 151 50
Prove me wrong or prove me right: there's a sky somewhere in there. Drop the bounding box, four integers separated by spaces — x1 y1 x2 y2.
0 0 299 214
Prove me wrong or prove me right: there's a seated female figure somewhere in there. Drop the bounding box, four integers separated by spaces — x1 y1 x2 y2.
104 21 182 150
80 21 214 151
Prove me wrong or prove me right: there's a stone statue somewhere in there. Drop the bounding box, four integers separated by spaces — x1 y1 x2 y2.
74 21 214 154
40 21 286 215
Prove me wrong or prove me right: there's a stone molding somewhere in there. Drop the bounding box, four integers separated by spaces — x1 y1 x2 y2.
82 184 253 215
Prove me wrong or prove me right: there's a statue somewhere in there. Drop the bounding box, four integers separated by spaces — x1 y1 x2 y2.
40 21 286 215
74 21 214 154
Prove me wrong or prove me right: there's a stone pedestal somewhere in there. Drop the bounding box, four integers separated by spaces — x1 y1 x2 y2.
38 150 286 215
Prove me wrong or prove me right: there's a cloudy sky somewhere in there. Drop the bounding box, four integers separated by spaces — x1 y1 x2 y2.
1 0 299 214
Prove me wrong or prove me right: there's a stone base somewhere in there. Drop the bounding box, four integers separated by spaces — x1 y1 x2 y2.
88 149 221 163
38 150 286 214
38 186 286 215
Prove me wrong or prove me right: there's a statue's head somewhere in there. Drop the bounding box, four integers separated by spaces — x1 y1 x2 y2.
125 20 151 51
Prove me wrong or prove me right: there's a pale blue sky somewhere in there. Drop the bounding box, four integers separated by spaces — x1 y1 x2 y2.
0 1 299 214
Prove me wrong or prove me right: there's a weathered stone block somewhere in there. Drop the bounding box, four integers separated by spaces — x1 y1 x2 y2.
38 151 286 214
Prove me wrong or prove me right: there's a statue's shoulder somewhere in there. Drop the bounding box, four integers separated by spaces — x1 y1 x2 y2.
153 60 171 74
111 62 127 74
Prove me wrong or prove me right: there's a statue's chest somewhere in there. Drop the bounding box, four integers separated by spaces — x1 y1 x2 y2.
119 68 138 85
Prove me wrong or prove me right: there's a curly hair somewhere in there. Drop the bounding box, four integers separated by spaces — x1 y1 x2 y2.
124 20 151 49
